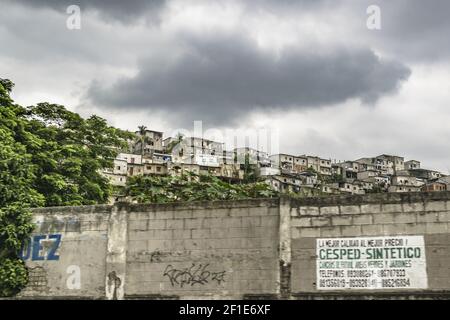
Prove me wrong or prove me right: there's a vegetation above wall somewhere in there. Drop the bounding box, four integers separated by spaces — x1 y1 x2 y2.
125 173 279 204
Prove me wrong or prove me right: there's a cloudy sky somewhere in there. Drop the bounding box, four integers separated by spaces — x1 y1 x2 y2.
1 0 449 172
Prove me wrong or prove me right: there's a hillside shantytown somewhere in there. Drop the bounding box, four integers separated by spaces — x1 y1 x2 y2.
103 127 450 202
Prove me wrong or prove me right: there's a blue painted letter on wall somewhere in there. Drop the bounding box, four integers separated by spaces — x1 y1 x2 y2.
20 234 62 261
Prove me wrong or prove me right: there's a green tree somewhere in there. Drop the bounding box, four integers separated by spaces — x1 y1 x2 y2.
243 154 258 183
324 173 344 184
0 79 45 296
0 78 134 296
23 102 134 206
136 125 153 156
165 132 184 153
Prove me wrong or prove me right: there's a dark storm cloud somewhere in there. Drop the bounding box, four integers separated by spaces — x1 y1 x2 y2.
8 0 166 23
87 33 410 125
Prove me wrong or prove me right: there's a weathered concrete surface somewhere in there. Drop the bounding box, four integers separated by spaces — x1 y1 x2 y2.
19 205 111 299
17 191 450 299
124 199 280 299
290 192 450 298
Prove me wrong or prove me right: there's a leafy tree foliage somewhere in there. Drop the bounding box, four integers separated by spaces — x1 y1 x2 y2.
125 173 279 204
24 102 134 206
242 154 259 183
165 132 184 153
0 78 133 296
136 125 150 156
0 79 44 296
323 173 344 184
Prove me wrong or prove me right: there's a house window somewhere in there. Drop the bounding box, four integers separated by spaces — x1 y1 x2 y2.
156 167 161 172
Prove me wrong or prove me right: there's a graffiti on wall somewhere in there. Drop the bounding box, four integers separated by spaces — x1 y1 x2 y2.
163 263 226 288
107 271 122 300
20 234 62 261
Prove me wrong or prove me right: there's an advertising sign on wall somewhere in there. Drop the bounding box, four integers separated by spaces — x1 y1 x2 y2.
195 154 220 167
316 236 427 290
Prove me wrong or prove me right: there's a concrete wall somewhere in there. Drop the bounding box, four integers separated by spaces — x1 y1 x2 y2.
288 192 450 298
17 192 450 299
19 199 280 299
19 205 111 299
125 200 280 299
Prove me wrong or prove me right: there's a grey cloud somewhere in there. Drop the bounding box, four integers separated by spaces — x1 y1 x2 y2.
6 0 166 24
0 1 176 67
87 32 411 125
251 0 336 10
368 0 450 61
251 0 450 62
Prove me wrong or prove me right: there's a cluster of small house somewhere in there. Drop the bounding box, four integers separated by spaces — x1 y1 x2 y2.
268 154 449 195
103 129 450 196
